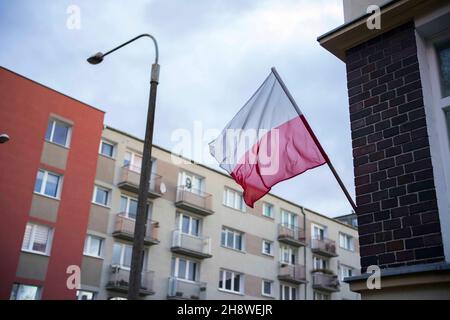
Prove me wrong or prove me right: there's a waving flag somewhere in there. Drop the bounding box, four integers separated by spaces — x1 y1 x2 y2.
209 68 328 208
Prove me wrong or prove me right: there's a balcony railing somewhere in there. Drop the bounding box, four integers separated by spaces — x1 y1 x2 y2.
106 265 155 296
113 213 159 246
277 224 306 247
117 165 162 198
171 229 212 259
175 186 214 216
311 237 338 257
167 277 207 300
312 272 340 292
278 263 306 284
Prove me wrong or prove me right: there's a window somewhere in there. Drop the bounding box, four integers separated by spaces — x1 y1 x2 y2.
119 195 151 220
280 245 296 265
314 291 330 300
221 227 244 251
281 210 298 229
262 203 273 218
21 223 52 255
99 140 115 158
340 265 354 281
77 290 95 300
223 188 245 212
10 284 41 300
34 169 62 198
262 280 273 297
262 240 274 256
280 284 297 300
171 257 198 281
313 256 329 270
179 171 204 195
219 269 243 294
83 235 103 258
112 243 133 269
339 233 355 251
437 40 450 98
45 118 72 147
179 213 200 237
92 185 111 207
312 224 326 240
124 151 143 172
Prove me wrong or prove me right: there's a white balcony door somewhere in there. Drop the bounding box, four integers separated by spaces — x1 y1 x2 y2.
178 213 200 237
179 171 204 195
281 210 298 229
120 195 151 220
312 224 325 240
280 245 296 265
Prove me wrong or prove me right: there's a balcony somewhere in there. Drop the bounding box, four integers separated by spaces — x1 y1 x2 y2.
278 264 307 285
112 214 160 246
106 265 155 296
312 272 340 292
167 277 207 300
117 165 162 199
171 230 212 259
311 238 338 257
277 224 306 247
175 186 214 216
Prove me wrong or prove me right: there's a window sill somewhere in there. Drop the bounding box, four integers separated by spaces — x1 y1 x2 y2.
218 288 244 296
261 252 274 258
91 202 111 209
221 245 246 254
99 153 116 161
45 139 70 150
261 293 275 299
21 249 50 257
83 253 104 260
33 192 60 201
223 204 246 213
339 247 355 253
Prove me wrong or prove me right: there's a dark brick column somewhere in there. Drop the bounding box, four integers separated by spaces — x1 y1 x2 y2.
345 22 444 271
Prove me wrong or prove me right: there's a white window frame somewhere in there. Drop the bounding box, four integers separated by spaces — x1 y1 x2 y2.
45 118 72 148
262 239 274 256
21 223 53 256
83 235 104 258
280 284 297 300
262 203 274 218
281 210 298 229
261 280 273 297
10 284 41 300
99 139 115 158
223 188 246 212
313 256 329 270
339 232 355 251
124 150 143 172
76 290 96 300
179 171 205 195
311 223 326 240
172 256 198 282
92 185 111 207
219 269 244 294
340 265 354 281
314 291 330 300
34 169 62 199
112 243 134 270
221 227 244 251
178 213 201 237
280 245 296 265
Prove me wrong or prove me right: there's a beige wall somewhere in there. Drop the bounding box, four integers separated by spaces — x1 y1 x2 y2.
80 127 360 300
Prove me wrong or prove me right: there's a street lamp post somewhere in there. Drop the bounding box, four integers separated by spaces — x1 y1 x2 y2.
87 34 159 300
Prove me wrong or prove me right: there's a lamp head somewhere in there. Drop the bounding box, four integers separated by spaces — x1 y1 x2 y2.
87 52 104 65
0 134 10 144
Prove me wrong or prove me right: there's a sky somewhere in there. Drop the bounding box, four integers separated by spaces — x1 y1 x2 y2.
0 0 354 218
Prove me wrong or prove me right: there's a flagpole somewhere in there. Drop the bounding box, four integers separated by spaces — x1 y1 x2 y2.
271 67 357 212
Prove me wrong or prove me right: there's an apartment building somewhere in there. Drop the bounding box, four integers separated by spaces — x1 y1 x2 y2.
0 66 360 300
318 0 450 298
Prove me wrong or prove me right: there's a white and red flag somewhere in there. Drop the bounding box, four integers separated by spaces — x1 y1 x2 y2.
209 68 329 208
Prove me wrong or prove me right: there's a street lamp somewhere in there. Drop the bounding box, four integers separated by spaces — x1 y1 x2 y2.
87 34 160 300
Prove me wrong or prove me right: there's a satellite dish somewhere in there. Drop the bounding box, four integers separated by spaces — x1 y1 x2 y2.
159 182 167 194
0 134 10 144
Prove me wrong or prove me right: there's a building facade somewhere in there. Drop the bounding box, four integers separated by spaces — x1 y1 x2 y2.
318 0 450 298
0 67 360 300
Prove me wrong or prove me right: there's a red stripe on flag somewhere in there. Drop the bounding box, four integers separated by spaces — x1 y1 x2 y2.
230 116 327 208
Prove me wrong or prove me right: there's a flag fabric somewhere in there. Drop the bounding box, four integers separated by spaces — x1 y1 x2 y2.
209 69 328 208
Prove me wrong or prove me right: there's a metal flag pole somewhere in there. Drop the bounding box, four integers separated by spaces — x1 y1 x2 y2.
271 67 357 212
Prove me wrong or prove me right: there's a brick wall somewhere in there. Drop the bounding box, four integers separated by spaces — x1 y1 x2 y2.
345 22 444 271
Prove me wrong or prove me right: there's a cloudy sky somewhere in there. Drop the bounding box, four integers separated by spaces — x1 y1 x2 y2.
0 0 354 218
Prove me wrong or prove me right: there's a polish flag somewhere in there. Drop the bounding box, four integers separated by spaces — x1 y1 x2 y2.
209 68 328 208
